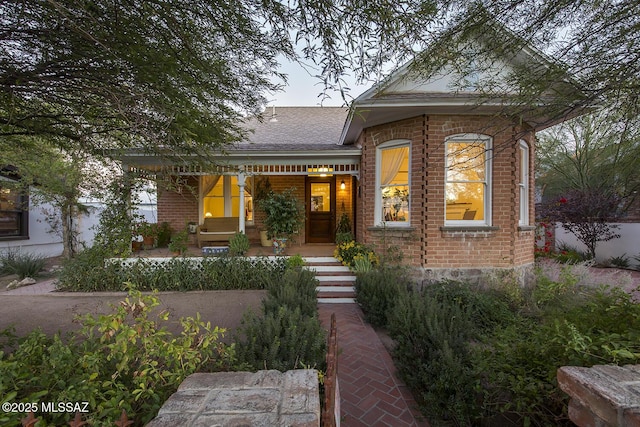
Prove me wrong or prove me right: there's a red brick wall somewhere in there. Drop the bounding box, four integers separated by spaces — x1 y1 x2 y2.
157 176 199 244
357 115 536 270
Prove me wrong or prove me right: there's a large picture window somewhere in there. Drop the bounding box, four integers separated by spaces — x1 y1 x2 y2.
445 134 492 225
201 176 254 222
375 140 410 226
0 178 28 238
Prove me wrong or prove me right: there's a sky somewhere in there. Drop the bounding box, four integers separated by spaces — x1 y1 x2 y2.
266 57 371 107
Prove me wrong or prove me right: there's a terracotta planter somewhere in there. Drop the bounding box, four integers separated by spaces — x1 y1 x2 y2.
131 241 143 252
142 236 154 249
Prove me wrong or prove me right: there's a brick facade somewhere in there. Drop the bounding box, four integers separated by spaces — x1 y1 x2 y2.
356 114 536 283
156 115 536 283
157 176 199 245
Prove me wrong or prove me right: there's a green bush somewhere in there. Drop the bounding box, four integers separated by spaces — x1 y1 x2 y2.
387 286 481 425
235 269 326 372
264 269 318 316
0 289 235 426
229 232 250 256
0 249 46 279
57 252 287 292
285 254 305 269
333 240 378 268
156 222 172 247
355 267 411 327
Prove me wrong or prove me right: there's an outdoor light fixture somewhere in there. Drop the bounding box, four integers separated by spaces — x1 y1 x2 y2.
340 180 346 190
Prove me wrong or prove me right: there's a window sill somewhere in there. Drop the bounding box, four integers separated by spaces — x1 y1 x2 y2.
0 235 29 241
440 226 499 232
368 225 415 232
518 225 536 232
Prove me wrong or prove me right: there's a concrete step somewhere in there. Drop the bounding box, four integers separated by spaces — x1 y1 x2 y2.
307 256 357 304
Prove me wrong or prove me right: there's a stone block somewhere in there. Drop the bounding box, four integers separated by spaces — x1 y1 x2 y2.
157 389 208 415
201 389 280 413
149 370 319 426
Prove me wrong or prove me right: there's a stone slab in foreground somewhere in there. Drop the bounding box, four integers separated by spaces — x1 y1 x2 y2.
147 370 320 427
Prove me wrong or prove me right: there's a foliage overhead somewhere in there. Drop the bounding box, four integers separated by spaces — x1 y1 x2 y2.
2 0 638 160
536 111 640 208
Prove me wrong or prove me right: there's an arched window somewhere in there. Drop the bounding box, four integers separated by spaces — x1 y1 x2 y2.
375 140 411 226
445 134 492 226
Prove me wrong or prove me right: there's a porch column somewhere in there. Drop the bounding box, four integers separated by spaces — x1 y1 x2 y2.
237 172 246 233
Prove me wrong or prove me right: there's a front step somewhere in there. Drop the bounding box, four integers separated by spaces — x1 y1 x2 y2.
304 257 356 304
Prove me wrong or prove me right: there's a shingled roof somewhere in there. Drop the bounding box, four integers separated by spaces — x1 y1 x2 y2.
236 106 351 151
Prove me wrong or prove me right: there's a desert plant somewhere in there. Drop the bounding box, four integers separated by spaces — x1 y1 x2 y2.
608 254 630 269
229 231 250 256
0 250 46 279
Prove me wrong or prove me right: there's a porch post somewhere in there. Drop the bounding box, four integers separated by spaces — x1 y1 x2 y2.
237 171 246 233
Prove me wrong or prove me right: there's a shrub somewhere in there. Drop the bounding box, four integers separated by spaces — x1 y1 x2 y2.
229 232 250 256
0 249 46 279
57 252 287 292
0 289 235 426
608 254 630 269
156 222 172 247
387 286 481 425
355 267 411 327
334 240 378 268
285 254 305 269
235 269 326 372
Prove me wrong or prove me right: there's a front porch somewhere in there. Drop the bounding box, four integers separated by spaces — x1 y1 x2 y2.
131 242 337 258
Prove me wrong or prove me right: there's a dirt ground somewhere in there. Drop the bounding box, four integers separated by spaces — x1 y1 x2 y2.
0 290 266 343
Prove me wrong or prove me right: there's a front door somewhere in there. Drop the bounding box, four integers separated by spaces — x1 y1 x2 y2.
306 177 335 243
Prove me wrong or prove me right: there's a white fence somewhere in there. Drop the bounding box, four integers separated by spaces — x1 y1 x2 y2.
555 222 640 263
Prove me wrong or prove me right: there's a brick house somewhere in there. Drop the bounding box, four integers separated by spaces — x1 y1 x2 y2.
122 37 585 284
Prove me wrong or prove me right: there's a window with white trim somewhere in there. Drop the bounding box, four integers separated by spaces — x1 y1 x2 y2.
445 134 492 225
375 140 410 226
201 175 254 222
519 140 530 226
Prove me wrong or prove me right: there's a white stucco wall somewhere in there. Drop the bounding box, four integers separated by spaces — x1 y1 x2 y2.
0 201 63 258
555 223 640 263
1 190 157 259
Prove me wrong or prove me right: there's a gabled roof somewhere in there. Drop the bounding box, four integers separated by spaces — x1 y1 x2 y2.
237 106 351 151
339 20 589 145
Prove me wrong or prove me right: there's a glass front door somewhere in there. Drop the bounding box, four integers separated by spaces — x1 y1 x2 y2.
306 178 335 243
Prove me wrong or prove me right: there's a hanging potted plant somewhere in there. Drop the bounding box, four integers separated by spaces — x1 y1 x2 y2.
257 188 304 254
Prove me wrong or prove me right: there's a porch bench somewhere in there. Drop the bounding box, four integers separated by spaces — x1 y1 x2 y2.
196 217 239 248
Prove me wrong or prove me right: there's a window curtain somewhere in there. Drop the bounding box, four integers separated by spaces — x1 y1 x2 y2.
380 147 408 185
200 175 221 199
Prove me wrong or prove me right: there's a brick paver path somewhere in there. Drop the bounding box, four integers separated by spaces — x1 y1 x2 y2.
318 304 429 426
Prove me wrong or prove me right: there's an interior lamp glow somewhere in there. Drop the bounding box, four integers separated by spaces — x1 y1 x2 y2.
340 180 346 190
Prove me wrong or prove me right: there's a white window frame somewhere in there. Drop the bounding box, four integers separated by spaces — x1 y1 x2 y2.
374 139 411 227
444 133 492 226
519 140 530 226
200 175 254 224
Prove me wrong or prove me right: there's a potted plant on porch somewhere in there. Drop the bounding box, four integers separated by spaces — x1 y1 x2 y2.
257 188 304 254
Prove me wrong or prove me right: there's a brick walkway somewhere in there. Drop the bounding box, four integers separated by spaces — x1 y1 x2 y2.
318 304 429 427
